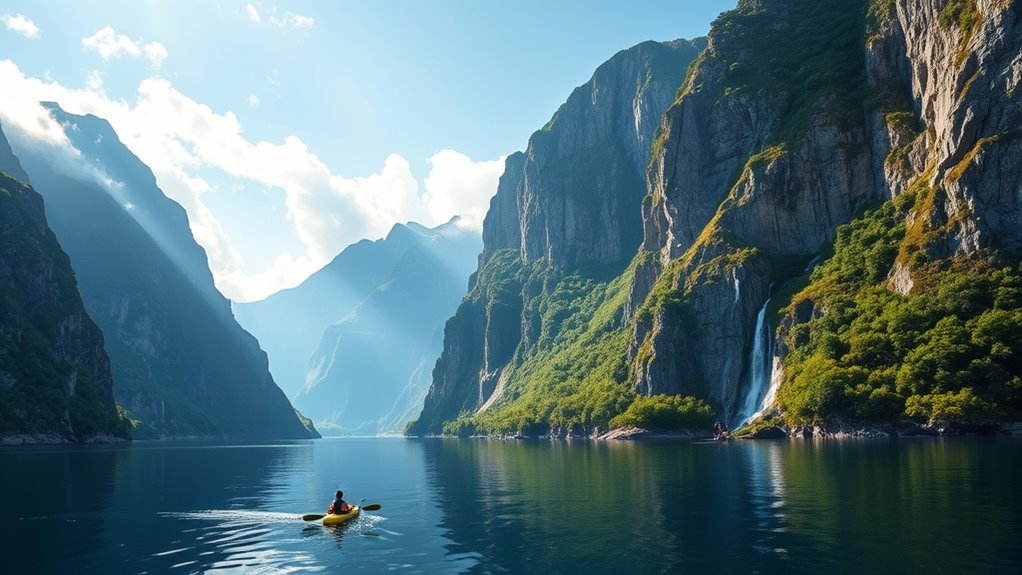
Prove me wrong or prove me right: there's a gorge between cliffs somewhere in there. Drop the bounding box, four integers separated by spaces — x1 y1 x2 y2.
2 2 1021 573
1 0 1020 446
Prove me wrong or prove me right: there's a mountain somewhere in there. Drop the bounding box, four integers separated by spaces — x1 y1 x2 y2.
0 123 127 443
408 38 705 435
4 107 318 439
631 0 1022 433
235 219 480 435
411 0 1022 436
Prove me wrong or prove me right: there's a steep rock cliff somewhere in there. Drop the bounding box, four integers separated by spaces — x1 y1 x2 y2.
6 108 317 439
0 130 126 443
768 0 1022 429
413 0 1022 435
631 0 885 422
635 0 1022 426
481 39 706 267
410 39 703 434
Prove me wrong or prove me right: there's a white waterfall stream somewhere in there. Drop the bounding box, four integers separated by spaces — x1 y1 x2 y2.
735 296 774 427
734 254 822 428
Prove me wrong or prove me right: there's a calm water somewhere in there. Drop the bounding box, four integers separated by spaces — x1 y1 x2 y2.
1 437 1019 574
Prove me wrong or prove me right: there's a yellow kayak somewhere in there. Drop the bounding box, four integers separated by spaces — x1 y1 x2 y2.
322 505 360 526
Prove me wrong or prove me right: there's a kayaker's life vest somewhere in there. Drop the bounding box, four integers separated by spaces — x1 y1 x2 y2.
328 499 352 514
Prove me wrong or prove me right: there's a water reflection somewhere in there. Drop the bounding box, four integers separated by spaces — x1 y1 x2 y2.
423 439 700 574
743 441 790 564
423 438 1022 574
3 437 1020 574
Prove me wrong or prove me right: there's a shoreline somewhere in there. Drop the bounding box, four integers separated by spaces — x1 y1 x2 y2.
6 422 1021 445
408 420 1022 441
0 432 131 446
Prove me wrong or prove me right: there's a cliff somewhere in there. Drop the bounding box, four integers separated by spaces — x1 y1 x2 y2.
630 0 884 422
410 39 704 435
480 39 707 267
768 0 1022 429
5 108 317 439
0 127 126 443
632 0 1022 428
412 0 1022 435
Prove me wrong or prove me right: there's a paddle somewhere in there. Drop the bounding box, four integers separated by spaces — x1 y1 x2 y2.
301 503 382 521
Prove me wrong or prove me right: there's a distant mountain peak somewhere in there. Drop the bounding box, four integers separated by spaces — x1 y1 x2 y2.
387 216 470 242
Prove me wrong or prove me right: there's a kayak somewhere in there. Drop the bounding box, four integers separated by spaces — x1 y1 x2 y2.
322 505 360 526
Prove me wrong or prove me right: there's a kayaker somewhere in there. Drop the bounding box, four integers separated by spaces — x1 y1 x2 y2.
328 490 353 515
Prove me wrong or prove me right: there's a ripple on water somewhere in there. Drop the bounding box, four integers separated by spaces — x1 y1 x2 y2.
151 510 358 573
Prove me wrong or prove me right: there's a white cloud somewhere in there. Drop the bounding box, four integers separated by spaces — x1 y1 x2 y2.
82 26 142 60
81 27 168 69
272 12 315 29
423 150 505 229
220 253 320 303
85 70 106 96
143 42 168 69
0 63 72 146
246 3 261 23
0 60 503 302
248 94 260 106
2 13 39 38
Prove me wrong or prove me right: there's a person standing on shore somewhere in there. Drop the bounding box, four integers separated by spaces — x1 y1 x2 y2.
713 421 728 440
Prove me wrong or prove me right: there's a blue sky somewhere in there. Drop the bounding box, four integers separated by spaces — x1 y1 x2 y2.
0 1 735 300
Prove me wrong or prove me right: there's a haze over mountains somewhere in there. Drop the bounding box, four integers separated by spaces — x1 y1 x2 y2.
0 95 480 441
234 219 480 435
1 108 316 440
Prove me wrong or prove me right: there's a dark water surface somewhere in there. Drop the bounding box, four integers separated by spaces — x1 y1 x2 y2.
1 437 1019 574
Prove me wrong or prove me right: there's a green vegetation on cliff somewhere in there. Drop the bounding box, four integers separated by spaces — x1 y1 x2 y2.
609 394 714 430
440 250 633 435
414 249 712 436
708 0 870 143
778 196 1022 426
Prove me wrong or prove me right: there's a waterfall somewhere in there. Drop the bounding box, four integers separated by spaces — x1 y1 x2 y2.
732 269 740 305
732 255 821 428
735 296 775 427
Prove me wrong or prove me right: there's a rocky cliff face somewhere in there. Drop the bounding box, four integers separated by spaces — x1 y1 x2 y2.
412 0 1022 435
5 108 317 439
632 0 1022 424
887 0 1022 257
630 0 883 421
0 128 126 443
410 39 703 434
481 39 706 268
